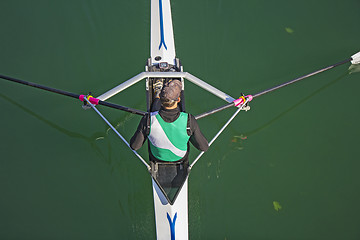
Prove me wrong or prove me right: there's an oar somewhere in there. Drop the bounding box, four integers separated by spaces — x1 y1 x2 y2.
195 51 360 119
0 74 146 116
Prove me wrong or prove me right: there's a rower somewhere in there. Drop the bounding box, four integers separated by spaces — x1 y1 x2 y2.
130 79 209 164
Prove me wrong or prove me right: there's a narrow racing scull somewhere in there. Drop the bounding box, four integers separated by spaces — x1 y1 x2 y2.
1 0 359 239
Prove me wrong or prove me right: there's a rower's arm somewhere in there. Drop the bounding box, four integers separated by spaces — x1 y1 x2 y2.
130 116 148 150
188 114 209 152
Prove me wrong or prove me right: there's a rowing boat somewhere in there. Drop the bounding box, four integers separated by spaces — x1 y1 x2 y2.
96 0 247 238
100 0 191 238
1 1 359 239
149 0 187 238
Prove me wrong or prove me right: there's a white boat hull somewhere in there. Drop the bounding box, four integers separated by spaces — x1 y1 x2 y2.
151 0 176 65
152 178 189 240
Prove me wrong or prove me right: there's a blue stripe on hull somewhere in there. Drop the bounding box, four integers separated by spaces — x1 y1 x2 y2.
167 212 177 240
158 0 167 50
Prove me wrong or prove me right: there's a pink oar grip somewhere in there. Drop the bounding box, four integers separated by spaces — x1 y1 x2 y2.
79 95 85 101
233 98 244 107
233 95 253 107
79 95 99 105
88 97 99 105
246 95 253 101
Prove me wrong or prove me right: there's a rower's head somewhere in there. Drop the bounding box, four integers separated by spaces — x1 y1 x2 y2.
160 79 182 109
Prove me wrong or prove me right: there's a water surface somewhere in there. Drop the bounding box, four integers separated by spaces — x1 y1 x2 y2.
1 0 360 239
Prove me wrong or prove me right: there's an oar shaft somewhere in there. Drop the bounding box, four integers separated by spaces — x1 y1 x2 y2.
0 74 79 99
195 57 352 119
252 58 352 98
98 100 146 116
195 102 235 120
0 74 146 116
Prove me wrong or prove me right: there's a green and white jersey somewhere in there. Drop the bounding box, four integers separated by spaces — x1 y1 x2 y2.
148 111 190 162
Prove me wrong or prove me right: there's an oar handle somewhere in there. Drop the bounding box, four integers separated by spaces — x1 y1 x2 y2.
195 95 253 119
98 100 146 116
195 102 234 119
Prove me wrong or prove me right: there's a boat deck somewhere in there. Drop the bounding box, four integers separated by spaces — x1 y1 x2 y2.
150 160 189 205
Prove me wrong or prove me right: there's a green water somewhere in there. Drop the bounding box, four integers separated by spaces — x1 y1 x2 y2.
1 0 360 239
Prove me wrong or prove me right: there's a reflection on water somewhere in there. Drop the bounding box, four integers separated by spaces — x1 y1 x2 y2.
241 72 349 139
231 134 248 150
0 93 135 172
205 71 349 180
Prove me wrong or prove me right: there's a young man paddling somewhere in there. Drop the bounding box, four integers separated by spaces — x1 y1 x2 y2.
130 79 209 163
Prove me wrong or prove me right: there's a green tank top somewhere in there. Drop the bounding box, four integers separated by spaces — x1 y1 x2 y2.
148 112 190 161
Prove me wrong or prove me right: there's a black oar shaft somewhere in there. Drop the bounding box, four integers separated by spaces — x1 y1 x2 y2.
195 57 352 119
0 74 79 99
252 58 352 98
195 102 234 119
0 74 146 116
98 100 146 116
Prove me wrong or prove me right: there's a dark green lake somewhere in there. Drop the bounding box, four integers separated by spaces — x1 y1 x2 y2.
1 0 360 239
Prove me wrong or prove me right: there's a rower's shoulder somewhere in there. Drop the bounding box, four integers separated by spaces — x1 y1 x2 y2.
186 112 197 121
185 113 200 130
